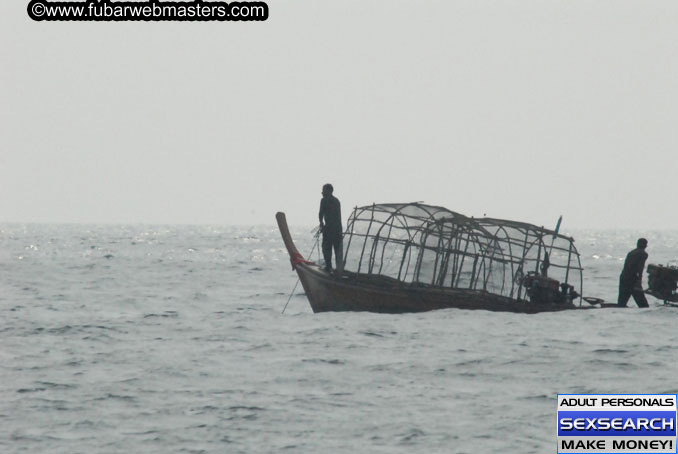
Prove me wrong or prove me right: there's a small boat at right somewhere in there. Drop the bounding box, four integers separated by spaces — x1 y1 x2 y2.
646 264 678 305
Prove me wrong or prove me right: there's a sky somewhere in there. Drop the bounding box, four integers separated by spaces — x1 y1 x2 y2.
1 0 677 229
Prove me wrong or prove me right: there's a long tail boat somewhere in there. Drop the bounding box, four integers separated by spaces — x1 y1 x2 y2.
277 203 603 314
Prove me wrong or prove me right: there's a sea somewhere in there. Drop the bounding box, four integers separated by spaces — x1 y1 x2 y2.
1 224 678 454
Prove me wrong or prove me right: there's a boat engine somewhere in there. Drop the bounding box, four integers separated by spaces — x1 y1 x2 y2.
559 282 580 305
522 273 579 305
646 264 678 303
522 273 560 304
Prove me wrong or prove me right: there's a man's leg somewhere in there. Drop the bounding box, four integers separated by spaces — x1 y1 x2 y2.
333 236 344 273
631 288 649 308
322 235 333 271
618 280 632 307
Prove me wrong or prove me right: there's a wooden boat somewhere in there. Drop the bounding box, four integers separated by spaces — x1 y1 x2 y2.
277 203 600 314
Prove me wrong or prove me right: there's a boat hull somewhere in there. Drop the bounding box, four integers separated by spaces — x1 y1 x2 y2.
295 263 580 314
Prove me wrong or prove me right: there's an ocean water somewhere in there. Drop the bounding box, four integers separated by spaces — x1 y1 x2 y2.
1 224 678 454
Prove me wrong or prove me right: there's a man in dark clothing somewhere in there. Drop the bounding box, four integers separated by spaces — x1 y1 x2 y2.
318 184 343 273
617 238 649 308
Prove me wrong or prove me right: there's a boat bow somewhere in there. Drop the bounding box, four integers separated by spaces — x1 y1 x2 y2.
276 212 312 270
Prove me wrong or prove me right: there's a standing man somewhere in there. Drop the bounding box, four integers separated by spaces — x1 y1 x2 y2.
617 238 650 308
319 183 343 273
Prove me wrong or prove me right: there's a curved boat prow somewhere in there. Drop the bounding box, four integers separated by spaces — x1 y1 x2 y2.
275 212 301 259
276 212 313 271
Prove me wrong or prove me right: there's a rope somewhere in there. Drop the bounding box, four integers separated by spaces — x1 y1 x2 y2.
282 231 320 314
281 279 300 315
290 252 312 270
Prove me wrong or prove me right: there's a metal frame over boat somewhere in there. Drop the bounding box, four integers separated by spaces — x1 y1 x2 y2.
277 203 588 314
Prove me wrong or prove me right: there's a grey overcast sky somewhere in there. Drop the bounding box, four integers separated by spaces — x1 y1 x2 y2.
1 1 676 228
